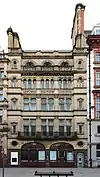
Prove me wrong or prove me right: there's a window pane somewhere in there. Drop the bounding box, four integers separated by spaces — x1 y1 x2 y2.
50 79 54 88
28 80 31 88
96 53 100 62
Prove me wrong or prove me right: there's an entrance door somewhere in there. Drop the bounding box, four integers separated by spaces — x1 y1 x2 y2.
77 152 84 167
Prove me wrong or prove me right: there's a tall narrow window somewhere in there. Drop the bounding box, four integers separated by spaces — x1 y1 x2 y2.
28 79 31 88
66 120 71 136
96 97 100 119
13 61 17 68
78 78 83 87
30 98 36 111
30 119 36 136
46 79 49 88
50 79 54 88
23 79 27 88
23 119 29 136
11 99 17 110
13 77 17 87
48 98 54 111
78 98 83 110
66 98 71 110
33 79 36 88
41 98 47 111
48 119 54 136
58 79 62 88
23 98 29 110
41 79 44 88
79 125 83 134
59 98 64 111
78 60 82 68
59 119 64 136
0 89 3 101
41 119 47 136
96 72 100 86
67 79 71 88
63 79 67 88
0 71 4 78
12 124 17 134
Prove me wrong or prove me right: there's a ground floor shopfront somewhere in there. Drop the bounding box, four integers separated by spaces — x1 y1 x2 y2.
6 141 88 168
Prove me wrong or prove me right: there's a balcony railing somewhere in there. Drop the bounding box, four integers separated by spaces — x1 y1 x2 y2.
17 131 78 140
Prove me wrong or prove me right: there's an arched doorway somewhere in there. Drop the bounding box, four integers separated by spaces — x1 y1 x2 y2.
21 142 45 167
49 142 74 167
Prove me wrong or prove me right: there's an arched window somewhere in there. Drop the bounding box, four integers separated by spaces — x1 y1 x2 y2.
13 61 17 68
50 79 54 88
58 79 62 88
78 77 83 87
24 62 34 70
33 79 36 88
43 62 52 67
28 79 31 88
46 79 49 88
23 79 27 88
60 62 69 67
12 77 17 87
67 78 72 88
41 79 44 88
63 79 67 88
11 98 17 110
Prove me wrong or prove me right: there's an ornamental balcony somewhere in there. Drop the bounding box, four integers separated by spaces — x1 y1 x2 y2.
17 131 78 140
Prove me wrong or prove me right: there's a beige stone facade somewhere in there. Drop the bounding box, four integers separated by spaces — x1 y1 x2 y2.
0 3 89 167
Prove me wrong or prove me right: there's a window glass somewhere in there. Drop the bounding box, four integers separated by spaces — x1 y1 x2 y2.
96 53 100 62
50 151 56 161
38 151 45 160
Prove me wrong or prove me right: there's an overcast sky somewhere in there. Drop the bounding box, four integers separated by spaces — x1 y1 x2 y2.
0 0 100 51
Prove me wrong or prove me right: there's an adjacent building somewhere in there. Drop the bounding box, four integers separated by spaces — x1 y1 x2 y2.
0 3 88 167
87 24 100 167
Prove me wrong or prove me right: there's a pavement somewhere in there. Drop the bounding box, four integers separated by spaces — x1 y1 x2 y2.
0 168 100 177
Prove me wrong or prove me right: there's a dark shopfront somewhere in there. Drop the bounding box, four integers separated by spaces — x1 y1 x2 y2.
8 142 87 167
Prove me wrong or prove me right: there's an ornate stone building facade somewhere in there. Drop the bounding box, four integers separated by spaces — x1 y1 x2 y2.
0 3 88 167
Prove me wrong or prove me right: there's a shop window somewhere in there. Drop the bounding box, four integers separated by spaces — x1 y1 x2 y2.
38 151 45 161
66 151 74 161
50 151 56 161
96 144 100 158
97 125 100 133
